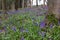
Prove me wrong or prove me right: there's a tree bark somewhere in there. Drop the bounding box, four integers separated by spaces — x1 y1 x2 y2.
47 0 60 20
36 0 38 6
22 0 24 8
24 0 27 8
11 2 15 11
15 0 19 10
2 0 7 14
0 0 2 10
19 0 22 8
43 0 46 6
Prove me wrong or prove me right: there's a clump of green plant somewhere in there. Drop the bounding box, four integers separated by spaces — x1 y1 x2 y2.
46 13 58 25
0 12 60 40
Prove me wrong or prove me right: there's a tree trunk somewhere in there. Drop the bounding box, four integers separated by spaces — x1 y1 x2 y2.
32 0 33 5
11 2 15 11
0 0 2 10
36 0 38 6
24 0 27 8
19 0 22 8
15 0 19 10
2 0 7 14
29 0 32 8
22 0 24 8
43 0 46 6
47 0 60 20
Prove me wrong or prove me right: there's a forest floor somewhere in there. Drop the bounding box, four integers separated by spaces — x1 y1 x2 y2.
0 6 60 40
9 6 48 15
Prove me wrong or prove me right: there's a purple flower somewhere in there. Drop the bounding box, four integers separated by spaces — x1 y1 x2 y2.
0 30 2 33
15 10 20 13
44 6 48 10
39 21 46 28
21 37 24 40
38 31 41 35
24 8 30 11
20 27 24 32
41 31 46 37
50 24 54 28
7 11 14 14
58 21 60 25
20 27 29 32
58 9 60 13
3 26 7 31
32 18 35 21
38 31 46 37
34 22 38 26
11 26 16 31
24 29 29 32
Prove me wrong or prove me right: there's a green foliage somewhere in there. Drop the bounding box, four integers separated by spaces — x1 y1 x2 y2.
46 13 58 25
0 12 60 40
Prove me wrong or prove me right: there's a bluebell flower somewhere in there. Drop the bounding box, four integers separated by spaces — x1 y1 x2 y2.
15 10 20 13
50 24 54 28
20 27 29 33
11 26 16 31
38 31 41 35
24 8 30 11
39 21 46 28
24 29 29 32
38 31 46 37
3 26 7 31
20 27 24 32
58 9 60 13
41 31 46 37
0 30 2 33
58 21 60 25
21 37 24 40
44 6 48 10
34 22 38 26
7 11 14 14
32 18 35 21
